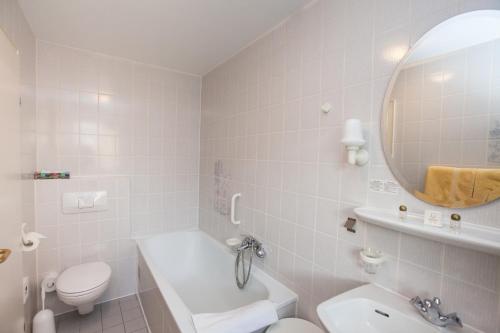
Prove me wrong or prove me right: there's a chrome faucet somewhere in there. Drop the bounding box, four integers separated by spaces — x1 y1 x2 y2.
234 235 266 289
410 296 462 328
237 235 266 258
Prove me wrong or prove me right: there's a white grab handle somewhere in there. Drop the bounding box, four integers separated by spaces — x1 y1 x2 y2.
231 193 241 225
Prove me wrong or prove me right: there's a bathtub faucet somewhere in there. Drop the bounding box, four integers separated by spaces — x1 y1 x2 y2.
238 235 266 258
235 235 266 289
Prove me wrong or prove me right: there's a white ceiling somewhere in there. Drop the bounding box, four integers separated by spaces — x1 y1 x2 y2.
18 0 309 75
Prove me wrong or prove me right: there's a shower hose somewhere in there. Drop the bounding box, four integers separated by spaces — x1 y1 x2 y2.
235 244 253 289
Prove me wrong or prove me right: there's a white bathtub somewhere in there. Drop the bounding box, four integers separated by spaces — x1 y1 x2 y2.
137 230 297 333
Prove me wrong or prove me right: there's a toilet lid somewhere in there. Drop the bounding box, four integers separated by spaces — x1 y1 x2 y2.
266 318 324 333
57 262 111 294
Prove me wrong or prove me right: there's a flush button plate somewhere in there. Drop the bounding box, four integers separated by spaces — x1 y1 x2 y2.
62 191 108 214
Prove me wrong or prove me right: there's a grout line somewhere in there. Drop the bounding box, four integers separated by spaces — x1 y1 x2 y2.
136 292 152 333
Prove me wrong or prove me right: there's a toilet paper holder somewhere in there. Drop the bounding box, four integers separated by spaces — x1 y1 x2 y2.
21 223 46 251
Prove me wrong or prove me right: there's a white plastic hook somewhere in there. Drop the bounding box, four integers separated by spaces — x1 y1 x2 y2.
321 102 332 113
231 193 241 225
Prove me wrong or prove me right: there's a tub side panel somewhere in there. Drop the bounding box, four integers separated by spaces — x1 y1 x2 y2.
138 252 181 333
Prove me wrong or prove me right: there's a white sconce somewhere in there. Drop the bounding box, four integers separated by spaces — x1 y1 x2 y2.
341 118 369 166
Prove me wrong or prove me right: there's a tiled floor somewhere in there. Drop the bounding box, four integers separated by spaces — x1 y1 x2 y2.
56 294 148 333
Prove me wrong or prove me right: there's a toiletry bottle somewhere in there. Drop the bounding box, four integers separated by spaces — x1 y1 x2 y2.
399 205 407 220
450 213 461 231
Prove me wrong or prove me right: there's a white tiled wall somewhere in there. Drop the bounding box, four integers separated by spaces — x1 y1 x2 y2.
199 0 500 332
391 38 500 191
35 41 201 314
0 0 37 330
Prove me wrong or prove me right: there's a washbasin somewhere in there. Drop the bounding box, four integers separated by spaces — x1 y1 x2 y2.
318 297 437 333
317 284 470 333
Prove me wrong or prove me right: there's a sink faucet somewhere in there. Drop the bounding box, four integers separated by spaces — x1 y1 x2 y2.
410 296 462 328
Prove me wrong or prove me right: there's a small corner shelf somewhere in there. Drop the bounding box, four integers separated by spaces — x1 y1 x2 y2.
34 171 70 180
354 207 500 256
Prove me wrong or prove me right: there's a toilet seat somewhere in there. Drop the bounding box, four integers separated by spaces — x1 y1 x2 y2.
266 318 324 333
57 281 109 305
55 261 112 315
57 280 107 297
56 261 111 295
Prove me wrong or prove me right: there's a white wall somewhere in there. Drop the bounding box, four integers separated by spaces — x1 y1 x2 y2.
0 0 37 330
199 1 500 332
35 41 201 314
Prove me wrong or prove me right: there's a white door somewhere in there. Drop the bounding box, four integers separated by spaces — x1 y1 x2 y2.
0 27 24 333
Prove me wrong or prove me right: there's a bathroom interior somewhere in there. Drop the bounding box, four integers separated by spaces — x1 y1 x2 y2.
0 0 500 332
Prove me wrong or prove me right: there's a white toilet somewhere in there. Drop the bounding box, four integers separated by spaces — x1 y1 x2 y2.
56 261 112 315
266 318 324 333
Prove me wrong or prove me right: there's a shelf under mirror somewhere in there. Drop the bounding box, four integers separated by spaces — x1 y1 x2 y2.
354 207 500 256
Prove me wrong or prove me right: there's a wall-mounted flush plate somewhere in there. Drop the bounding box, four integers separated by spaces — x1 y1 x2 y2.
22 276 29 304
62 191 107 214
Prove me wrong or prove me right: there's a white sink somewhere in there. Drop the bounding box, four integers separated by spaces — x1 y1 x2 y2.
317 284 474 333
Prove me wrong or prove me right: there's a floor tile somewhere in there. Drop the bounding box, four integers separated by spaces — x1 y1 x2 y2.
80 310 101 323
102 313 123 329
102 299 120 309
124 317 146 333
56 311 80 323
79 320 103 333
57 317 79 331
54 294 146 333
102 300 121 315
102 305 122 319
80 326 103 333
120 297 140 311
57 326 79 333
103 324 125 333
121 307 142 322
119 295 137 302
131 329 147 333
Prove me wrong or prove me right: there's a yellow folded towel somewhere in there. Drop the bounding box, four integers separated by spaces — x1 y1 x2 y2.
472 168 500 204
415 166 500 207
415 166 476 208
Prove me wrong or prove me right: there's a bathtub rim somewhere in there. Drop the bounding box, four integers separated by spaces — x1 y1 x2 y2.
136 228 298 333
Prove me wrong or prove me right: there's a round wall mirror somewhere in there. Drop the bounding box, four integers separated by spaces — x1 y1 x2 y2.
382 10 500 209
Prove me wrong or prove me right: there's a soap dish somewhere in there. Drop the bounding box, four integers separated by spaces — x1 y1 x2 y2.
360 248 386 274
225 237 241 251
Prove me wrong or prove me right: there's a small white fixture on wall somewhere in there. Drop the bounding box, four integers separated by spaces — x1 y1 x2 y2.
359 248 385 274
341 118 369 166
321 102 332 113
62 191 108 214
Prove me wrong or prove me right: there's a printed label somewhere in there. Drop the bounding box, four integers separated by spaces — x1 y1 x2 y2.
369 179 385 192
369 179 400 195
384 180 400 194
424 210 443 227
